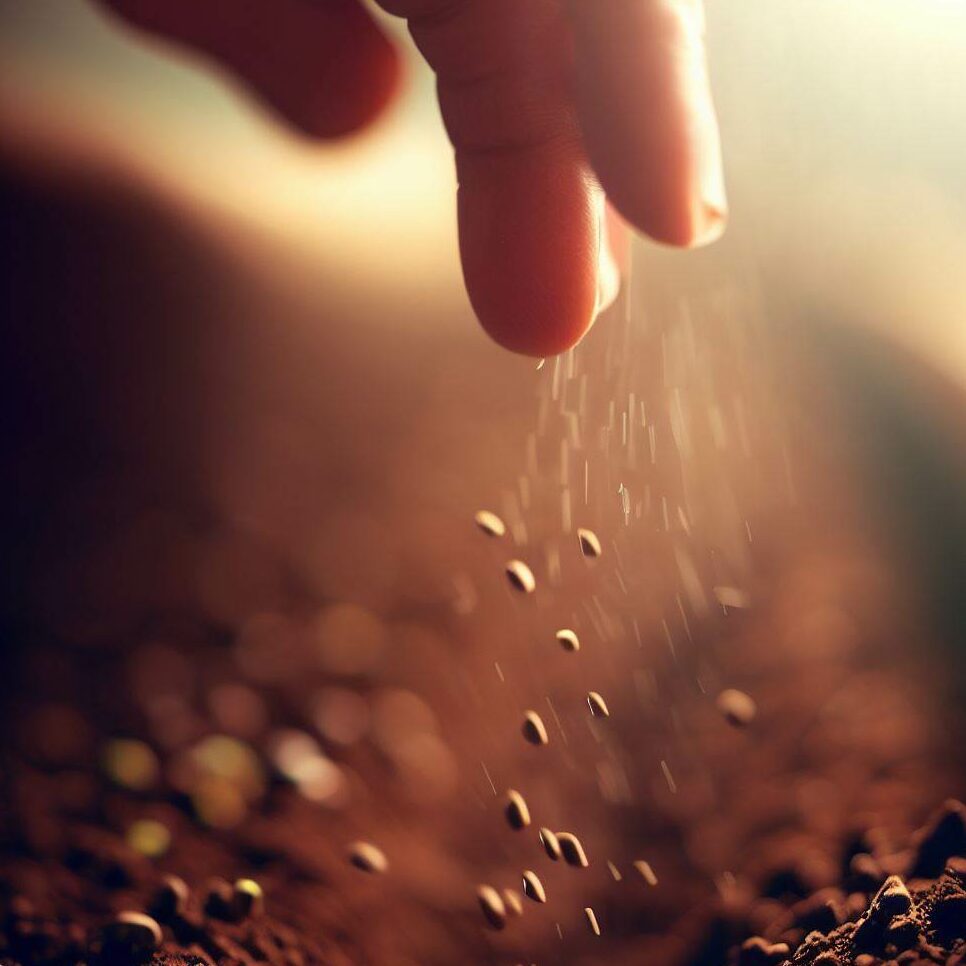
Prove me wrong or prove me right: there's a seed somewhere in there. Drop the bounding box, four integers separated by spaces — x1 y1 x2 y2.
713 585 751 609
558 832 589 868
475 510 506 538
716 688 757 727
577 528 602 559
539 827 562 861
521 870 546 903
521 711 548 746
149 874 189 921
348 841 388 874
584 906 601 936
607 861 622 881
505 789 531 830
126 819 170 858
477 885 506 930
587 691 609 718
502 889 524 917
203 878 235 920
232 878 264 919
634 860 658 886
505 560 536 594
101 912 162 956
555 629 580 652
102 738 159 792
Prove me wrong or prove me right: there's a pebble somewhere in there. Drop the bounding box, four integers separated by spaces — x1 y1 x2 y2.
505 789 531 830
521 711 548 746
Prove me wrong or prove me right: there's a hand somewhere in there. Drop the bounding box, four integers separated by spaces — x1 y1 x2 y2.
98 0 726 355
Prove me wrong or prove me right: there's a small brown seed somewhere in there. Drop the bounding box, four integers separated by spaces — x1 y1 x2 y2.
634 860 658 886
232 878 264 919
149 874 189 921
587 691 609 718
475 510 506 538
521 870 546 904
348 841 388 874
502 889 524 917
555 628 580 652
558 832 589 868
505 560 536 594
716 688 757 727
477 885 507 930
577 528 602 559
203 878 235 920
539 827 562 861
505 789 531 830
101 912 162 957
584 906 601 936
521 711 548 746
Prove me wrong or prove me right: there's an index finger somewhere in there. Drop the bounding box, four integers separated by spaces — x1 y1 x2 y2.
566 0 727 247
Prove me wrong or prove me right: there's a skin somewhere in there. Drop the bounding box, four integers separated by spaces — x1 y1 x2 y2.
97 0 726 356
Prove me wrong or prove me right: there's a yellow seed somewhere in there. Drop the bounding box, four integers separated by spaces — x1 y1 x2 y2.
521 711 548 746
587 691 609 718
502 889 524 917
634 860 658 886
477 885 506 930
103 739 159 792
539 828 562 861
521 870 546 904
474 510 506 538
585 906 601 936
505 789 531 830
347 841 388 874
126 819 170 858
716 688 757 727
558 832 589 868
577 528 602 559
232 878 264 918
555 629 580 652
505 560 536 594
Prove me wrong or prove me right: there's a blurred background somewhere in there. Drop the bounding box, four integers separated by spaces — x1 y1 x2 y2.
1 2 965 964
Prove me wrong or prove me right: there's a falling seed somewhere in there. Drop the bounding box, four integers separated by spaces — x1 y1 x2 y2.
607 861 622 881
505 789 531 830
634 860 658 886
232 878 264 919
126 819 170 858
577 528 602 559
475 510 507 538
558 832 589 868
555 629 580 652
584 906 601 936
521 870 547 904
521 711 548 746
101 912 162 956
587 691 610 718
149 874 189 921
539 827 562 861
716 688 757 727
477 885 507 930
713 585 751 609
503 889 524 917
506 560 536 594
103 738 159 791
348 841 388 874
